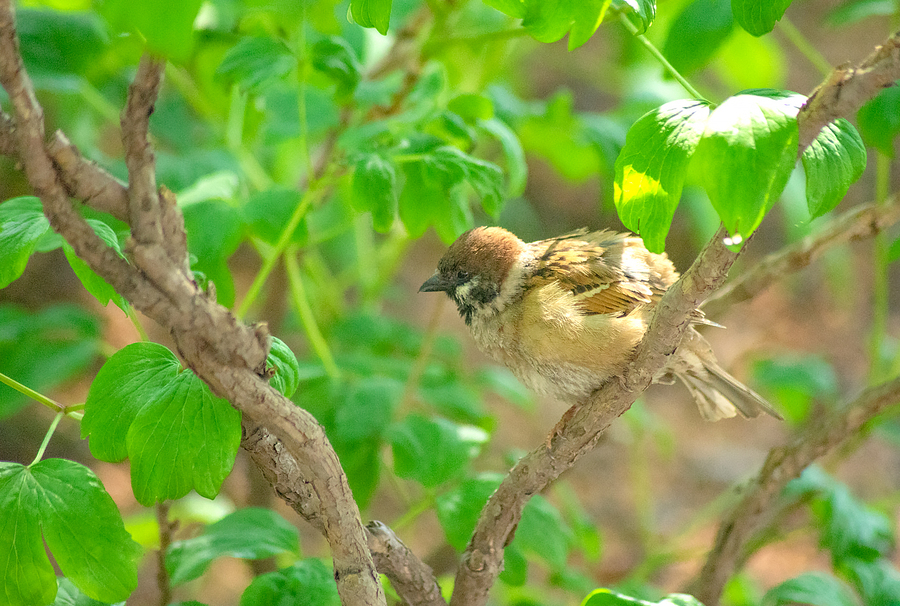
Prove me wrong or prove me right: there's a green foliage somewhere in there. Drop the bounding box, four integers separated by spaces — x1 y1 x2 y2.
802 119 867 218
240 558 340 606
581 589 705 605
0 459 141 606
762 572 860 606
267 336 301 398
857 83 900 156
82 342 241 505
0 197 50 288
731 0 794 36
167 508 300 585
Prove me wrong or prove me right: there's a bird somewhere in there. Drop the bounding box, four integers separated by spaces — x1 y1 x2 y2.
419 226 782 422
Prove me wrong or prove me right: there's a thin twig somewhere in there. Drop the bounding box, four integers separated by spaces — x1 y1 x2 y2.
155 502 174 606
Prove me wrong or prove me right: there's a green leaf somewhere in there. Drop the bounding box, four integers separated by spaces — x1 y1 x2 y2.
82 342 242 505
350 0 392 35
398 160 443 238
0 304 101 418
351 154 398 233
514 494 572 570
499 543 528 586
53 577 127 606
240 559 340 606
428 146 505 217
821 484 893 562
857 82 900 157
388 415 489 488
842 557 900 606
0 196 50 288
167 508 299 585
521 0 610 48
17 9 108 80
216 36 296 91
732 0 793 36
753 355 837 424
581 588 651 605
479 118 528 197
333 377 402 442
311 37 362 98
762 571 861 606
99 0 203 60
0 460 141 606
436 473 504 550
242 189 309 246
662 0 734 75
183 199 245 308
713 28 786 91
693 91 802 243
63 219 128 312
267 337 300 399
802 119 867 217
449 94 495 123
177 172 240 207
614 99 711 252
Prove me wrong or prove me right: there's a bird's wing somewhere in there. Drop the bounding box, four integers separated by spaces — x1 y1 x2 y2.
527 230 659 317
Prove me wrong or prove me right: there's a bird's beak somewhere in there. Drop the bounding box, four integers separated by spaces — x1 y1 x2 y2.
419 272 452 293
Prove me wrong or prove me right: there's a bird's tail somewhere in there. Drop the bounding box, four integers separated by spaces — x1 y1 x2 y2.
672 329 783 422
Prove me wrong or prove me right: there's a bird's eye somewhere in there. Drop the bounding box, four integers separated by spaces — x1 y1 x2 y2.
456 270 469 281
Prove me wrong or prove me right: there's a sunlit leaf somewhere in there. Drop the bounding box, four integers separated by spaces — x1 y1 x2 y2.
732 0 793 36
802 119 867 218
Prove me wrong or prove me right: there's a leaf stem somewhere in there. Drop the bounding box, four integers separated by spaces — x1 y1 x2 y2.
127 305 149 342
618 13 707 103
237 184 325 319
777 18 833 78
30 411 63 466
0 371 64 412
284 246 341 378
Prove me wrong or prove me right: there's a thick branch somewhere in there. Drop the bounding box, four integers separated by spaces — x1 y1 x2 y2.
692 377 900 605
704 195 900 317
799 30 900 150
0 4 385 604
367 521 447 606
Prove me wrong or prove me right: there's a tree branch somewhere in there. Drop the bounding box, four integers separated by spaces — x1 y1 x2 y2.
691 376 900 605
798 30 900 150
703 195 900 318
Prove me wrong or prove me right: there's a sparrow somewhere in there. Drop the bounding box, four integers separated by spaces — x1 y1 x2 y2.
419 226 781 422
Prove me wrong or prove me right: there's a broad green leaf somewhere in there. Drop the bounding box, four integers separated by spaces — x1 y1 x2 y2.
167 508 299 585
333 377 402 442
216 36 296 91
753 355 837 423
0 304 101 418
0 196 50 288
436 473 504 550
351 154 398 233
663 0 734 75
53 577 126 606
242 189 309 246
311 36 361 98
177 172 240 207
802 119 867 218
499 544 528 586
581 590 705 605
99 0 202 60
821 485 893 562
521 0 609 48
267 337 300 399
857 83 900 157
693 91 802 243
388 415 488 487
732 0 793 36
17 9 108 80
514 494 572 569
82 342 242 505
482 0 526 19
240 559 340 606
398 160 444 238
427 146 504 217
63 219 128 312
350 0 392 35
614 99 711 253
762 572 861 606
0 460 141 606
479 118 528 197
